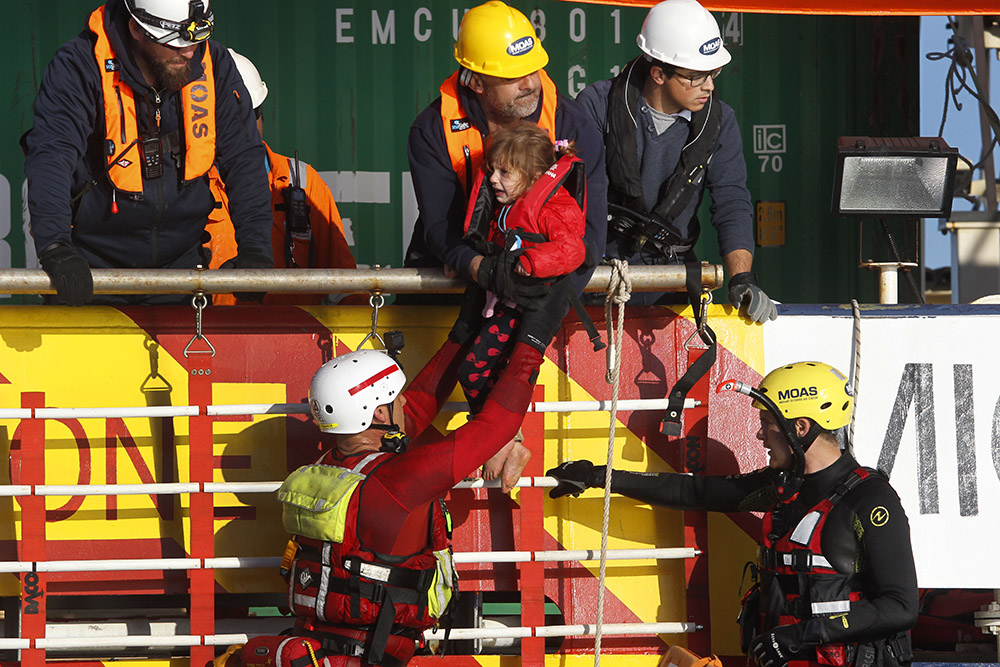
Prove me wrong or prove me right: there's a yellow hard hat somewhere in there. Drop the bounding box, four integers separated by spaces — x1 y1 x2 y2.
454 1 548 79
753 362 853 430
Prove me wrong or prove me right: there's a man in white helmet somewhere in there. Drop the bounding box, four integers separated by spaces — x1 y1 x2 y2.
576 0 777 322
201 49 357 305
547 361 917 667
216 314 546 667
24 0 273 305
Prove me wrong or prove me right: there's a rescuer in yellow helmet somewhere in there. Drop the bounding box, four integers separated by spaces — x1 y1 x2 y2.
547 361 918 667
401 0 607 490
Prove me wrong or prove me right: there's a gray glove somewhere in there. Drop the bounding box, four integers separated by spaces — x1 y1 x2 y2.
728 272 777 323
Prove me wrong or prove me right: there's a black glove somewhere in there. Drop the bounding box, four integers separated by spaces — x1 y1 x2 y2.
39 242 93 306
449 283 487 345
515 276 570 352
729 272 777 323
748 625 802 667
474 250 549 311
546 460 605 498
220 248 274 302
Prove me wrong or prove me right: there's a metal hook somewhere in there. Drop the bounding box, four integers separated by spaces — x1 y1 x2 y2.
684 291 714 351
183 292 216 357
357 291 387 351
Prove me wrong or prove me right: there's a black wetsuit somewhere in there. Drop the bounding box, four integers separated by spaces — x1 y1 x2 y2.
607 453 918 663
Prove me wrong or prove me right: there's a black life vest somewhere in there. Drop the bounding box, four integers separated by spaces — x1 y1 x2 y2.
749 467 910 667
605 56 722 245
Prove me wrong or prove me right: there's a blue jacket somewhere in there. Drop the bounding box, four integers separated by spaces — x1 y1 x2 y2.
576 76 753 261
24 0 272 269
404 73 607 294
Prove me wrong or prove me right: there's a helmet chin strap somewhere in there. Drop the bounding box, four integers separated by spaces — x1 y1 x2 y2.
371 402 410 454
717 379 806 503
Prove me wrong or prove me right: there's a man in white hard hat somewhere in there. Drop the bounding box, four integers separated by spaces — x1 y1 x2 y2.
577 0 777 322
213 310 547 667
23 0 273 305
202 49 358 305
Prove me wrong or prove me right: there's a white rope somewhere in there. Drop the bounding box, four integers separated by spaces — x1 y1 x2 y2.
849 298 861 452
596 259 632 667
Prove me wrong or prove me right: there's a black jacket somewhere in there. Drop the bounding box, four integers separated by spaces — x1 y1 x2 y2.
24 0 272 269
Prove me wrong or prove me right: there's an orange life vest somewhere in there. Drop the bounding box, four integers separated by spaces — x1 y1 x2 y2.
88 6 216 196
438 69 558 194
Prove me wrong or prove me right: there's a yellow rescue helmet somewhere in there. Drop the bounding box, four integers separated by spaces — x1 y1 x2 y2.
754 362 854 430
454 1 548 79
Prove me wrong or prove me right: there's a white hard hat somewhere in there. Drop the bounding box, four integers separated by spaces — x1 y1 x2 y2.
126 0 214 48
309 350 406 434
228 49 268 109
636 0 731 71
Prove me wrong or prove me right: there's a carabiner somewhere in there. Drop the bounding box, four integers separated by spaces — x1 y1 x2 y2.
684 291 714 351
357 291 387 351
183 292 216 357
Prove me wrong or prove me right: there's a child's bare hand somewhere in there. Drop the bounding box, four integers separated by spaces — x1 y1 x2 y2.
515 263 529 276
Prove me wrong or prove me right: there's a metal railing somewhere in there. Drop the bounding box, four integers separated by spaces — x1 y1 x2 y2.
0 264 724 295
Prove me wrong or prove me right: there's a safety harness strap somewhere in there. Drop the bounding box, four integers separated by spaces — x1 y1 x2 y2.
660 263 716 436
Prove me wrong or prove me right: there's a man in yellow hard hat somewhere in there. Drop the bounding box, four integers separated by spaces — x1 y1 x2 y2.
401 0 607 487
547 361 918 667
402 0 607 300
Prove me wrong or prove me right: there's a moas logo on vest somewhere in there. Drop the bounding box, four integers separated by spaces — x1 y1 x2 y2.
777 386 818 401
699 37 722 56
451 118 472 132
507 36 535 56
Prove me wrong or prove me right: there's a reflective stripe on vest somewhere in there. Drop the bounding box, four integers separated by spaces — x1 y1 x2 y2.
760 467 871 623
88 6 216 195
439 69 558 194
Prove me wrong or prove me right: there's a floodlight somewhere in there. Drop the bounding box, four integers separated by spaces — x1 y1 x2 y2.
832 137 958 217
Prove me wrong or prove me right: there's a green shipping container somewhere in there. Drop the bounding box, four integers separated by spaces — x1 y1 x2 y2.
2 1 917 304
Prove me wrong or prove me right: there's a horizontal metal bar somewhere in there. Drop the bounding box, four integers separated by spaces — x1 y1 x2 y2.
454 548 698 563
16 397 695 422
425 622 697 640
0 476 572 497
0 265 723 295
0 620 696 650
0 547 696 574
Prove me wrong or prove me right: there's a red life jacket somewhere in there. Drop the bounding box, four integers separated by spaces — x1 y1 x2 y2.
755 467 872 667
462 153 586 256
282 452 455 665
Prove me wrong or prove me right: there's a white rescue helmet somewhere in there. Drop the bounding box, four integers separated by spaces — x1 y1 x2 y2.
309 350 406 434
126 0 214 48
636 0 731 71
228 49 268 110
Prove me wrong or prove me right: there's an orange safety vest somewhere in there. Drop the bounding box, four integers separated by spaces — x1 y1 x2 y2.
438 69 558 194
88 6 216 195
204 143 357 305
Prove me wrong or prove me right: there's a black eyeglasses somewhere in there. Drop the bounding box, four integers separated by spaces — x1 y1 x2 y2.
672 67 723 87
